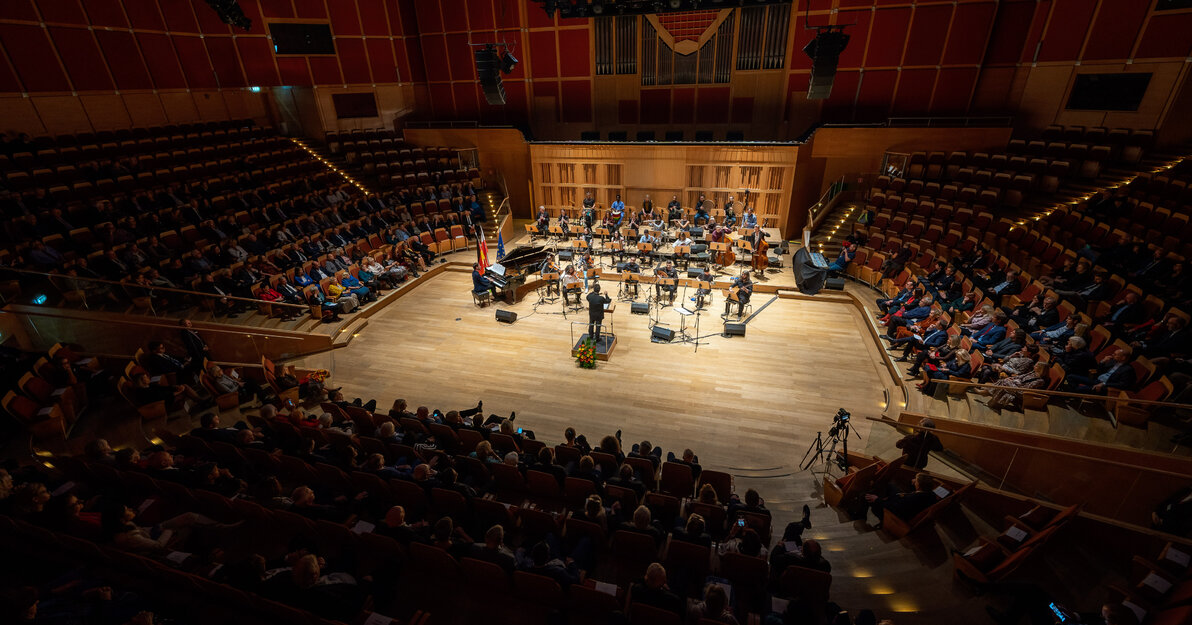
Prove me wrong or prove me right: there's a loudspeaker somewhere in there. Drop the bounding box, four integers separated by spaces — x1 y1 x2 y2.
723 322 747 337
475 46 506 105
804 30 850 100
825 277 846 291
631 301 650 314
651 326 675 342
495 309 517 323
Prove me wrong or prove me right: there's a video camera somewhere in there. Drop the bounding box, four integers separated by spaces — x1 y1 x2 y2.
828 408 851 438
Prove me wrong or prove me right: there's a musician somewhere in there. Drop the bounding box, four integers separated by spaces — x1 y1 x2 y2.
640 195 655 221
676 216 691 232
472 263 496 299
579 252 595 290
730 270 754 317
667 195 683 224
582 193 596 228
709 223 731 244
692 268 714 309
558 212 571 241
622 259 642 298
674 232 693 248
587 284 612 343
637 231 658 266
694 194 710 225
724 196 737 227
562 264 583 305
743 207 758 229
750 227 769 277
535 205 550 232
609 229 627 264
655 261 678 304
610 194 626 227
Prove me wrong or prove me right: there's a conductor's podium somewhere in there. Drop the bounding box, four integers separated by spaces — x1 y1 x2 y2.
572 302 617 361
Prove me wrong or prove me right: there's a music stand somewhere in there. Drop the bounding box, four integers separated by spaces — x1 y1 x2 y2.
539 271 560 304
654 277 677 305
619 272 640 301
525 223 540 242
548 225 565 243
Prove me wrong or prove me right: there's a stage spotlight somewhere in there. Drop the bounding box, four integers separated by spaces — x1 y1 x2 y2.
670 0 683 8
500 51 519 74
204 0 252 31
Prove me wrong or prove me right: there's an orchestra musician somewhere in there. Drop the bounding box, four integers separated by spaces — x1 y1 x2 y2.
541 257 561 296
622 258 642 298
749 226 769 277
667 195 683 224
743 207 758 229
558 212 571 241
729 270 754 317
709 222 731 243
579 251 595 290
694 193 710 225
692 268 714 309
582 192 596 228
562 264 583 305
637 231 659 265
676 215 691 232
655 261 678 304
587 284 611 343
640 195 655 222
610 194 626 227
535 205 550 232
674 231 693 247
724 196 737 227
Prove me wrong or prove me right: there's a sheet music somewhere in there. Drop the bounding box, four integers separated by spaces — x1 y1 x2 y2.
1141 572 1171 594
673 306 694 316
594 581 618 596
1163 546 1190 568
1004 526 1028 542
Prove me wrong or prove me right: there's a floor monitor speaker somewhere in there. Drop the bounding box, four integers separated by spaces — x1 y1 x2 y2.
631 302 650 314
651 326 675 342
723 322 747 337
825 277 846 291
495 309 517 323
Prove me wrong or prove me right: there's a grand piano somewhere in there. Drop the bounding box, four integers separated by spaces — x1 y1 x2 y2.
486 244 554 304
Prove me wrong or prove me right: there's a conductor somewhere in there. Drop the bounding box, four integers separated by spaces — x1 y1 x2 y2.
587 284 611 343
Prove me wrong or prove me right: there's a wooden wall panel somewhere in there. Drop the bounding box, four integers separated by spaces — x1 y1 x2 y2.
32 95 91 134
193 91 231 121
0 96 47 135
121 92 169 128
79 94 132 129
159 91 201 124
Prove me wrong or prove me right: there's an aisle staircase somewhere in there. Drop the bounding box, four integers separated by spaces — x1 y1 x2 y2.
806 200 864 259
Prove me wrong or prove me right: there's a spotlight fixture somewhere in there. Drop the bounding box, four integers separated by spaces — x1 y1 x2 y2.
500 51 519 74
204 0 252 31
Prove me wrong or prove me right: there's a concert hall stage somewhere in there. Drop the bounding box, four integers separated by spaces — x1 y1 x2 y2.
300 268 890 475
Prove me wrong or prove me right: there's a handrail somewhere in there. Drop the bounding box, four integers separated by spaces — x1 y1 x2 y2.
867 416 1192 480
1 266 309 311
802 174 847 247
928 378 1191 409
6 305 313 340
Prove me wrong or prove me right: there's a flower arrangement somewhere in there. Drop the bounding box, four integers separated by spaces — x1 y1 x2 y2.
576 338 597 369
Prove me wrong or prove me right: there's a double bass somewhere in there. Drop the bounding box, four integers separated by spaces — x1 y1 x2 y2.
751 220 770 272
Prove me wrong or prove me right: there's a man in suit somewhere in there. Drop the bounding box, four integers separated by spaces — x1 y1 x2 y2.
983 329 1028 363
587 283 611 343
970 312 1009 348
895 419 944 469
877 280 917 313
1065 346 1136 395
1055 271 1112 308
1101 291 1146 333
179 319 210 365
865 472 940 526
892 320 950 362
986 270 1022 305
883 296 933 338
471 263 495 299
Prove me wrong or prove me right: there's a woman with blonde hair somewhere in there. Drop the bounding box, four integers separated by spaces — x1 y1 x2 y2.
919 349 972 395
471 440 500 464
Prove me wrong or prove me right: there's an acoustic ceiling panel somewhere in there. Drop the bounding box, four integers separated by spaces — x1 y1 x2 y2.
943 2 996 66
864 7 912 67
829 10 870 70
446 32 475 82
83 0 130 28
559 27 590 78
1135 12 1192 58
193 0 235 34
0 23 70 91
419 34 449 83
336 37 371 84
528 30 557 79
366 37 398 83
1036 0 1095 62
453 82 479 119
983 1 1037 65
903 4 952 67
293 0 327 19
328 0 363 36
94 29 153 90
308 55 343 84
49 27 113 91
414 0 443 33
822 70 860 121
931 67 978 114
172 35 218 88
204 35 247 88
35 0 86 24
0 0 38 22
427 82 454 116
136 32 187 90
158 0 199 33
359 0 390 36
121 0 164 30
891 68 936 115
854 69 897 119
276 57 313 86
467 0 495 31
1082 0 1149 61
236 36 279 86
259 0 295 19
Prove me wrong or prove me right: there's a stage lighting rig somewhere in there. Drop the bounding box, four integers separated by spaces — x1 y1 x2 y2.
204 0 252 31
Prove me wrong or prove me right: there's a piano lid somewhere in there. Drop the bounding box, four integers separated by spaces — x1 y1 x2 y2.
497 244 552 269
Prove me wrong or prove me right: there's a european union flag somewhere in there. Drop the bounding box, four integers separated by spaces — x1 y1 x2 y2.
496 232 505 261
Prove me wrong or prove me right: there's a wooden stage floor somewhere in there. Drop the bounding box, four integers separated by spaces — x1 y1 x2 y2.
300 269 889 474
